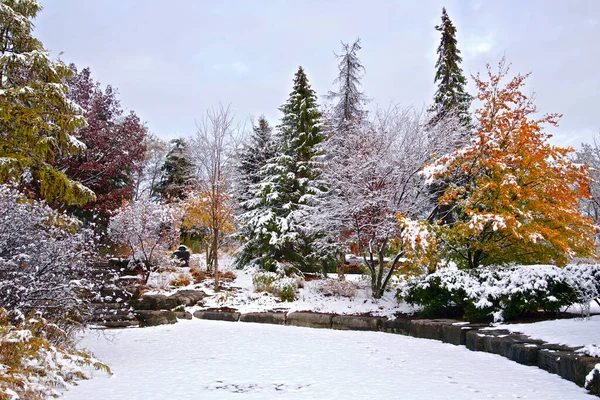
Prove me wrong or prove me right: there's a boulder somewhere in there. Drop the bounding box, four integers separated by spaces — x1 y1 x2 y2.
286 312 333 329
175 311 193 320
331 315 386 331
135 310 177 327
193 310 241 322
130 294 178 311
384 318 412 334
169 290 207 306
240 312 286 325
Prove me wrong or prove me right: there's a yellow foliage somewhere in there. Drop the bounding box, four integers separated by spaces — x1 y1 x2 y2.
429 59 597 268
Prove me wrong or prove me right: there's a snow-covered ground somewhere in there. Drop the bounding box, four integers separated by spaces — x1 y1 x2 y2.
146 258 415 318
62 319 595 400
490 315 600 357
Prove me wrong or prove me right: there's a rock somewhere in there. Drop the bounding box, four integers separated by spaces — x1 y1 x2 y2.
384 318 412 334
409 319 472 346
135 310 177 327
508 343 540 366
240 312 286 325
331 315 386 331
286 312 333 329
130 294 177 311
175 311 193 320
193 310 240 322
169 290 207 306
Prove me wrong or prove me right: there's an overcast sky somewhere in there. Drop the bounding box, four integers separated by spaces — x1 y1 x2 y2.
35 0 599 148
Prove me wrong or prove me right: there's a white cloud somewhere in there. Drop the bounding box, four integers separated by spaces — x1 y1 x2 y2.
464 34 494 57
231 61 249 74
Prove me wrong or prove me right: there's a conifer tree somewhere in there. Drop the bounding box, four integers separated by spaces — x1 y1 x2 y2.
236 116 276 208
327 38 368 128
0 0 94 204
239 67 326 270
154 138 194 201
429 8 472 127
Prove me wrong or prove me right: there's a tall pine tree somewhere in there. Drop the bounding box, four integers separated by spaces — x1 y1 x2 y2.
239 67 326 271
327 38 368 128
429 8 472 127
235 116 276 208
154 138 195 201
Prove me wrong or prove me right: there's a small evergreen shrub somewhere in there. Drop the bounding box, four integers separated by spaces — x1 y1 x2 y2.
399 264 600 322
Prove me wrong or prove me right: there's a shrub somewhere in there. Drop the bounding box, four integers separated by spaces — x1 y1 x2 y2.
270 277 298 302
317 279 359 298
220 271 236 282
0 308 110 399
399 264 600 322
0 185 96 317
170 273 192 287
252 271 278 292
190 268 208 283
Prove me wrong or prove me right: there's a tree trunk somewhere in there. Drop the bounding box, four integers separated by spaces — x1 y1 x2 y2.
212 228 219 291
338 251 346 280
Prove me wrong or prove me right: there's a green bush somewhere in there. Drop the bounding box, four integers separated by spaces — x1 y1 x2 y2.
399 264 599 322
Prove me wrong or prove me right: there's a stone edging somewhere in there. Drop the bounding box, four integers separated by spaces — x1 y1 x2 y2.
186 310 600 396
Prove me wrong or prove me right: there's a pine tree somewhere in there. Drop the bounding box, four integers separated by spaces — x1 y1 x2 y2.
236 116 276 208
0 0 94 204
154 138 194 201
429 8 472 127
239 67 326 270
327 38 368 128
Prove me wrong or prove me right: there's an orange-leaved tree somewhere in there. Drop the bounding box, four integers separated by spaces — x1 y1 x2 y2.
424 59 596 269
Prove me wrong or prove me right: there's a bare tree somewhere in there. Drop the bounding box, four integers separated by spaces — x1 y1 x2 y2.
313 106 464 297
576 131 600 243
191 104 241 290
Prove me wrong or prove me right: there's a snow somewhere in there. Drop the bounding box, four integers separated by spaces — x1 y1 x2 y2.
490 315 600 350
188 266 414 318
62 319 595 399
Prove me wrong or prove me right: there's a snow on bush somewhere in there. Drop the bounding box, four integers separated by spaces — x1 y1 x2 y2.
399 264 600 322
108 198 182 284
0 308 110 399
317 278 359 298
252 272 298 302
252 271 278 292
269 277 298 302
0 185 96 316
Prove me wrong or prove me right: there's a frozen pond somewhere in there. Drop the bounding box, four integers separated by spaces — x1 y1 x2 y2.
62 319 595 399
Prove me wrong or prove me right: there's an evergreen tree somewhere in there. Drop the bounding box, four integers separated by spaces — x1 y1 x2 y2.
154 138 194 201
235 116 276 208
239 67 326 270
0 0 94 204
429 8 472 127
327 38 368 128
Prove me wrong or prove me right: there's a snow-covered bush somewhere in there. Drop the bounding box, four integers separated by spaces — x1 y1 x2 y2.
317 279 359 298
252 271 298 301
399 264 600 322
0 185 96 317
252 271 278 292
270 277 298 302
0 308 110 399
108 198 183 284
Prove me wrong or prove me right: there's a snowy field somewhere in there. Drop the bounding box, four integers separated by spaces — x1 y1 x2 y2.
62 319 596 400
